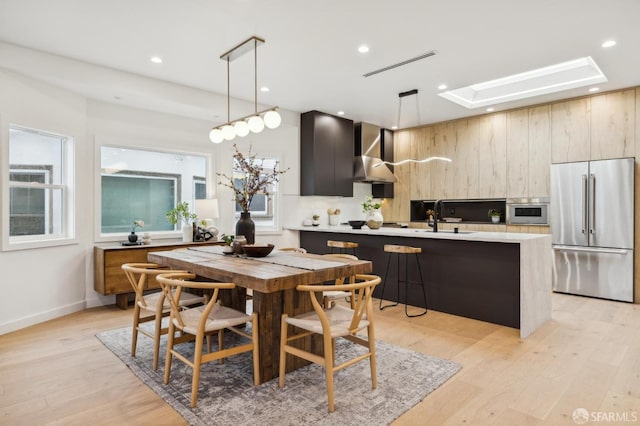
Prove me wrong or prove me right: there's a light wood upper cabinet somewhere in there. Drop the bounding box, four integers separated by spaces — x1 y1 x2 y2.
477 114 507 198
590 89 635 160
410 126 433 201
506 109 529 198
453 119 480 199
551 98 590 163
430 122 456 199
528 105 551 197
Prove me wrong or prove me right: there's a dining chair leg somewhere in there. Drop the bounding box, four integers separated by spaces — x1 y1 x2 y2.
251 313 260 386
152 313 162 370
218 329 224 364
278 314 288 388
324 333 335 413
164 322 175 385
368 322 378 389
131 304 141 357
191 333 204 408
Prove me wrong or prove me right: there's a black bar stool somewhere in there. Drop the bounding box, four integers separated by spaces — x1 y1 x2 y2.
327 240 358 256
378 244 428 317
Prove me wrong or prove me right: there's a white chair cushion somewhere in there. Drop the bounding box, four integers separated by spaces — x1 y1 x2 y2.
138 290 204 313
285 304 369 338
323 290 351 300
175 304 252 335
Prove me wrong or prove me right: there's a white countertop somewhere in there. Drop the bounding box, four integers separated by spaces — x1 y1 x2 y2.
286 224 550 244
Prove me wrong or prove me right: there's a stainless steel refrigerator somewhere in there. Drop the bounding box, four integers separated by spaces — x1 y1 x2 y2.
551 158 634 302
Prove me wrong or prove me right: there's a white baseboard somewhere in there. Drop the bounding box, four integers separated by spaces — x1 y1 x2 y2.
0 300 86 335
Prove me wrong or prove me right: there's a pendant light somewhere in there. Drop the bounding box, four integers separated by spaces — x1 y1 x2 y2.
209 36 281 144
375 89 451 166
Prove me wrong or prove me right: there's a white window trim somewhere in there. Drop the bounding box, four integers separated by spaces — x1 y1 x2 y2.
2 124 76 252
94 135 214 243
220 145 284 235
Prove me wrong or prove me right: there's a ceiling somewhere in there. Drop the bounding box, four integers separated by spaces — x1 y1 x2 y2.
1 0 639 129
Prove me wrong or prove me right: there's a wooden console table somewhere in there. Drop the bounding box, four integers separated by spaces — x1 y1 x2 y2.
94 240 222 309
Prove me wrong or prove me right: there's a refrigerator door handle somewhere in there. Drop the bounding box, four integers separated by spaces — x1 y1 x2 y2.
589 173 596 235
553 245 629 255
581 174 588 234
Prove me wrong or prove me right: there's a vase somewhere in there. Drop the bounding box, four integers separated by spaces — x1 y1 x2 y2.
366 209 383 229
235 211 255 244
128 232 138 243
182 224 192 242
328 214 340 226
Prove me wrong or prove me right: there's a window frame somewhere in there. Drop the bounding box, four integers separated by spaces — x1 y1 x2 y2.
228 150 283 234
2 124 76 251
94 137 212 243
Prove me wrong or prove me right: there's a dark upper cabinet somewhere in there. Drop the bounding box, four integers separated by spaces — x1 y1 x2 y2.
372 128 394 198
300 110 354 196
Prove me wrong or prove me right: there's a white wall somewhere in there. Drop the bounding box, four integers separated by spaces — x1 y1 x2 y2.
0 69 88 333
0 63 372 335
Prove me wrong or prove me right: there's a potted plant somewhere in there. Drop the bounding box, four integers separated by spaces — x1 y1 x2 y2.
217 144 289 243
166 202 198 242
312 214 320 226
488 209 501 223
220 233 235 253
362 195 383 229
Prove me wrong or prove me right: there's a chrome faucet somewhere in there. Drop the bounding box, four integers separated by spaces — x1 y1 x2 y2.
428 199 444 232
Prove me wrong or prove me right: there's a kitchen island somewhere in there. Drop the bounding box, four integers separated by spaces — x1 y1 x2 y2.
287 225 551 339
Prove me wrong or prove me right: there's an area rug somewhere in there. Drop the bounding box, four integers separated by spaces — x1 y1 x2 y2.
96 326 461 426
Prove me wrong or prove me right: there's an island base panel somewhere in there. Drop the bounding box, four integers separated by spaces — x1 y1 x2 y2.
300 231 520 329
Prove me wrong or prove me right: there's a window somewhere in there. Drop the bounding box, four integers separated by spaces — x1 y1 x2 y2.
100 146 207 236
233 156 280 230
7 126 74 248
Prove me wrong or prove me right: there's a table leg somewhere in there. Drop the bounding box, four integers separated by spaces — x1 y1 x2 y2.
252 289 320 384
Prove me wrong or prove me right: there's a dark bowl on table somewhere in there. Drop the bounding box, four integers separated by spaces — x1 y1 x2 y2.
348 220 366 229
242 243 275 257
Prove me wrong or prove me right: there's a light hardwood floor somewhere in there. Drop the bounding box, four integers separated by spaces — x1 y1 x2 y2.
1 293 639 425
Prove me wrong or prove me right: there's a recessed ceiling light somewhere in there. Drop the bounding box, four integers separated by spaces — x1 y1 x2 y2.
337 111 345 116
260 86 270 92
150 56 163 64
601 40 616 48
486 108 495 112
438 84 447 90
438 56 607 109
358 45 370 54
588 87 600 92
391 126 398 130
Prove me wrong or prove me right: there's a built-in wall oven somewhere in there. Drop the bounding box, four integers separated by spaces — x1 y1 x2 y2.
506 198 549 225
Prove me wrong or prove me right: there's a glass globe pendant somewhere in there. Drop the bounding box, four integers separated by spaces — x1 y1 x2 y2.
234 120 250 137
248 115 264 133
263 110 281 129
221 124 236 141
209 128 224 144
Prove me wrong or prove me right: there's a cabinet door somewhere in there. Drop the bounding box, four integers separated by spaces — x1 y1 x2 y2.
300 111 353 196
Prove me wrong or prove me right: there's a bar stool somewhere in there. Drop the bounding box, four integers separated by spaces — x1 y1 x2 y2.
327 240 358 256
378 244 428 317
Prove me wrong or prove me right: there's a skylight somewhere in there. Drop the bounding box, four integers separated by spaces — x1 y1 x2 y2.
438 57 607 109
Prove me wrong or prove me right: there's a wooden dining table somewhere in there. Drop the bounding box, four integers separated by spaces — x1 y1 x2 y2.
147 245 372 383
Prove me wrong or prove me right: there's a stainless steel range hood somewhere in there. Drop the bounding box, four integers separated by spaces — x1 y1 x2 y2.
353 156 397 183
353 122 397 183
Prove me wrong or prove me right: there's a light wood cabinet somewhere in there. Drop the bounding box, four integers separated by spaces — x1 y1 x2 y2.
551 97 590 163
477 114 507 198
94 241 222 309
590 89 635 160
528 105 551 197
506 109 529 198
